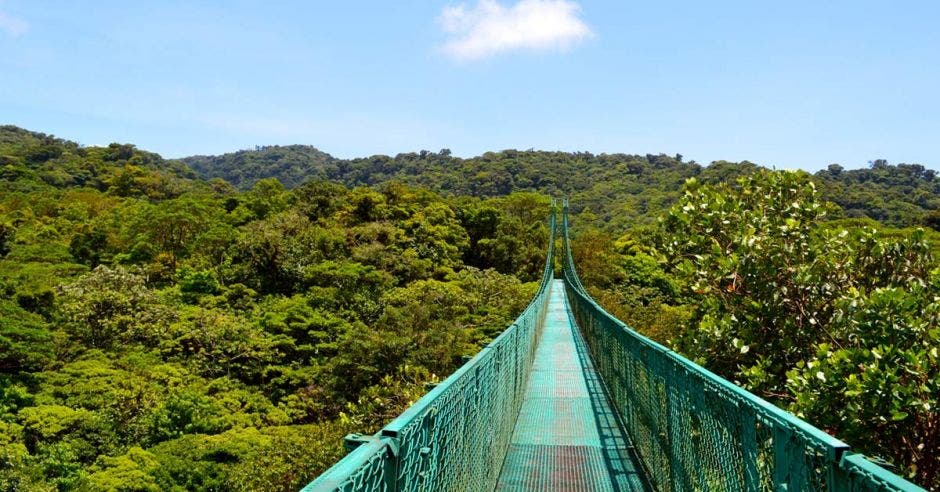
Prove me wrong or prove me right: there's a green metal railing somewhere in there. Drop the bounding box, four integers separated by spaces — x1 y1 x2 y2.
559 201 925 492
303 205 557 492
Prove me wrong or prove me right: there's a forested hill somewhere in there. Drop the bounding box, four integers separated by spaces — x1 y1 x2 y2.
1 125 199 196
3 124 938 230
0 125 552 490
182 143 940 230
183 145 336 190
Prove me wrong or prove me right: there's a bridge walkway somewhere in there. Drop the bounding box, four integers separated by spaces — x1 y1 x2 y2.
495 280 649 491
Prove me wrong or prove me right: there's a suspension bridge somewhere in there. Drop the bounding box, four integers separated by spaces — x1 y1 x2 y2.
304 203 925 492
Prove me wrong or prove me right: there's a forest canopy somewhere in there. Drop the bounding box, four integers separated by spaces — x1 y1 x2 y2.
1 125 937 490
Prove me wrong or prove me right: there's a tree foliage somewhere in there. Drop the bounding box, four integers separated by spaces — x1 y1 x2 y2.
2 125 938 489
0 127 551 490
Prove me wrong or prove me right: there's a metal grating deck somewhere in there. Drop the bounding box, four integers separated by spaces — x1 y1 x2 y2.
495 280 649 491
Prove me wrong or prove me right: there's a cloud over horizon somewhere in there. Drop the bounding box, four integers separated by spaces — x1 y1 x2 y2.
439 0 593 60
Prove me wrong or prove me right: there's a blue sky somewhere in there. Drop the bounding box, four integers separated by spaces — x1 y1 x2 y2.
1 1 938 170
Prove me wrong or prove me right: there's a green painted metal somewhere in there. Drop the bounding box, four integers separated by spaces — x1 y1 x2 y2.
559 200 926 492
302 204 558 492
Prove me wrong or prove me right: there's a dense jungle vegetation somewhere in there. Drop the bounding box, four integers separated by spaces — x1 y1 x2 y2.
2 125 938 489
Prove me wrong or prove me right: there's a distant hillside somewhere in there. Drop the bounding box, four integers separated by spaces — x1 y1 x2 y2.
814 161 940 227
183 145 337 189
3 125 939 229
182 143 940 230
182 146 754 228
0 125 201 198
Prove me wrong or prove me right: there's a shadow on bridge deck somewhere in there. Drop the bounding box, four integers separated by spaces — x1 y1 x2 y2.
495 280 650 492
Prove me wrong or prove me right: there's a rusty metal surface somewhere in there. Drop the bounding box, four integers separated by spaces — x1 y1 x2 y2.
496 280 648 491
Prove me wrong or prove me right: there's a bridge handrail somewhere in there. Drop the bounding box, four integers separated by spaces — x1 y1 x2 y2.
303 202 557 492
560 200 925 491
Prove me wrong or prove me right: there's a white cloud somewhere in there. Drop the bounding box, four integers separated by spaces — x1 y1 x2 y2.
0 7 28 37
439 0 593 60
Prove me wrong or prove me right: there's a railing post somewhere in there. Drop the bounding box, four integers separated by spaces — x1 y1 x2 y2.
773 426 790 491
334 434 401 492
741 409 759 492
386 438 401 492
